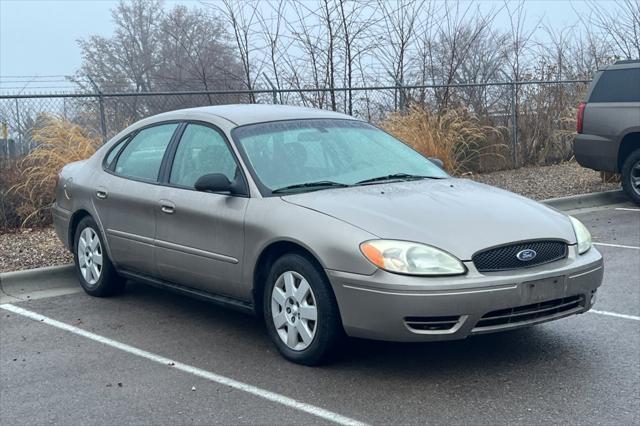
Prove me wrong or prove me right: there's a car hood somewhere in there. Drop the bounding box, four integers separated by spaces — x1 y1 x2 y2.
281 178 576 260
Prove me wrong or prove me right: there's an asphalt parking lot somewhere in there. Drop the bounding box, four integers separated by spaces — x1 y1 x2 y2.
1 202 638 425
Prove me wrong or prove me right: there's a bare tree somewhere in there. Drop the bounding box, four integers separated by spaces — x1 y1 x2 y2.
75 0 244 130
336 0 377 114
375 0 424 110
584 0 640 60
431 2 496 110
77 0 163 93
257 0 288 103
214 0 262 103
158 6 244 102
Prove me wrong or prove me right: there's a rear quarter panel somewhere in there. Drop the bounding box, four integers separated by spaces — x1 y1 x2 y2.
54 155 113 256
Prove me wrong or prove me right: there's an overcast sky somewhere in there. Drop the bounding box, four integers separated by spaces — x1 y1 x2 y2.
0 0 596 92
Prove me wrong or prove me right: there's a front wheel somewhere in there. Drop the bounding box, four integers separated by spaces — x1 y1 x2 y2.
621 149 640 205
263 253 343 365
73 216 125 297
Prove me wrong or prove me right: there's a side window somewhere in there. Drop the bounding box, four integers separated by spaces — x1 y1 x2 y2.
169 124 238 188
589 68 640 102
104 137 129 169
114 123 178 181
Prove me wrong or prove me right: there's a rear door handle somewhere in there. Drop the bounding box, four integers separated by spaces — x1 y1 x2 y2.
159 200 175 214
96 190 108 199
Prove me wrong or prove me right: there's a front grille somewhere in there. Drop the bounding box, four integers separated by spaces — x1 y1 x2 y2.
404 315 461 333
473 240 568 272
473 295 584 331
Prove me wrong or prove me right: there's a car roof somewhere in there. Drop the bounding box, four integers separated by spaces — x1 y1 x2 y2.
602 60 640 71
152 104 358 127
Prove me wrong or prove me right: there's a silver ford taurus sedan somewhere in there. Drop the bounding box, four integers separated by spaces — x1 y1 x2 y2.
53 104 603 365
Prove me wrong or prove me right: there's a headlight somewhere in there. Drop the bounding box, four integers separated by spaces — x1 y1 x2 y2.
569 216 592 254
360 240 466 276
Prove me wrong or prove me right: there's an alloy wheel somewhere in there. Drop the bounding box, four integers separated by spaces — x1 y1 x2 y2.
271 271 318 351
77 227 103 286
631 160 640 197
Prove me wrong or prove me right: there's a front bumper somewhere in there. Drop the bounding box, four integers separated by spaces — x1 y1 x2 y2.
327 246 603 342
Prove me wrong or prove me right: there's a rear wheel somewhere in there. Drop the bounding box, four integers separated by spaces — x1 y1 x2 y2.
621 149 640 205
263 253 342 365
73 216 125 297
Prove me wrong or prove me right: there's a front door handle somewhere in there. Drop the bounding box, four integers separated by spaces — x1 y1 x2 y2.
159 200 175 214
96 190 108 199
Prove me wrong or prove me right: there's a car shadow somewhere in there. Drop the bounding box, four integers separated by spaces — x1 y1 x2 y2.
121 279 587 379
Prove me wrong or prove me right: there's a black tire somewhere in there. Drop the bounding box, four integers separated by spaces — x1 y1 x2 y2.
621 149 640 205
73 216 125 297
263 253 343 366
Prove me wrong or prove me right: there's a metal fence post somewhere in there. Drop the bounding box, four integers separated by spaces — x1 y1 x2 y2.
14 97 22 154
263 73 278 105
511 82 518 168
97 94 107 143
88 76 107 143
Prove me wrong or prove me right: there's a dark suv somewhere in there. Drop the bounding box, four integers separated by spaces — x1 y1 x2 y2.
574 60 640 204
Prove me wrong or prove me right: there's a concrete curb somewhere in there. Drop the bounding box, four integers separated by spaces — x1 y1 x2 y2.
543 189 629 211
0 264 74 285
0 264 76 303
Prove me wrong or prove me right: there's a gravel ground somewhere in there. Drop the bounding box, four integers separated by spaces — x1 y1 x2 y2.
466 161 620 200
0 161 621 272
0 228 72 273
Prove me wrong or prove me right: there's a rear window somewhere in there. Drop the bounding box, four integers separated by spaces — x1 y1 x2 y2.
589 68 640 103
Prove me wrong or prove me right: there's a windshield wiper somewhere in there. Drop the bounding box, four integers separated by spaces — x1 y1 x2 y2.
356 173 441 185
272 181 351 194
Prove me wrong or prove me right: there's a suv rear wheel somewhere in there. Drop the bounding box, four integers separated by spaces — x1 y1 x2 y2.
621 149 640 205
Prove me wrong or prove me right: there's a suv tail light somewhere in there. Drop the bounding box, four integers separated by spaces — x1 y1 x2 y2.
576 102 586 133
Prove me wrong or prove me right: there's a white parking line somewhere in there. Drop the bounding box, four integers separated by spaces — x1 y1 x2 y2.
0 303 367 426
589 309 640 321
593 242 640 250
614 207 640 212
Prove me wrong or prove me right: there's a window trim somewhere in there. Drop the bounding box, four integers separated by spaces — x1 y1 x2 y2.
102 120 184 185
102 134 132 171
160 120 250 198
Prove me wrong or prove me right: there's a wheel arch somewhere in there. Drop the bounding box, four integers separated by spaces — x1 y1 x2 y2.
68 209 93 250
68 209 113 261
252 240 329 318
617 131 640 171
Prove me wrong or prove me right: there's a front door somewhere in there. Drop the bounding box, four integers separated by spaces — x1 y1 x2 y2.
154 123 248 299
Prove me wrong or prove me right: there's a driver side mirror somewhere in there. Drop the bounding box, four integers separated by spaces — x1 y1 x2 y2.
429 157 445 169
194 173 246 196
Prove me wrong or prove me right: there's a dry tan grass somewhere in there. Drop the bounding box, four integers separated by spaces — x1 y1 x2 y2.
10 115 99 227
381 105 506 175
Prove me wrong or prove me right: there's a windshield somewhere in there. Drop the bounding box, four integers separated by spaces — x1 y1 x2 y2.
232 119 448 195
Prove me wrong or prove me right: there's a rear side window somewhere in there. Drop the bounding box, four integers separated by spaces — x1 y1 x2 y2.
104 137 128 169
589 68 640 102
114 123 178 181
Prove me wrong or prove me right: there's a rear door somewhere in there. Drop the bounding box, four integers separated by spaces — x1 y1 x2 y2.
154 122 249 299
93 122 180 275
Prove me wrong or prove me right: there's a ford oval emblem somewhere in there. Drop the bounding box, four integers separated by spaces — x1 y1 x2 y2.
516 249 537 262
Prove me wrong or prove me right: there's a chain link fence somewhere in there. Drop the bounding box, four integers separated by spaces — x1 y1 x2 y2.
0 80 589 169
